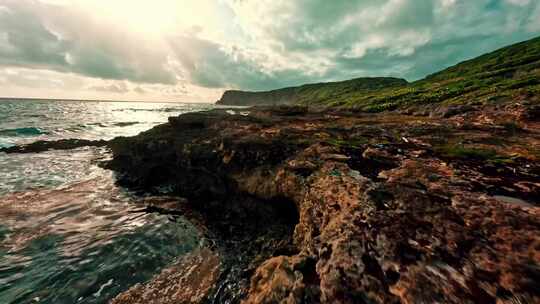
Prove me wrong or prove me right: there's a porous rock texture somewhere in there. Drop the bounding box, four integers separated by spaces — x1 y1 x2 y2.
105 104 539 303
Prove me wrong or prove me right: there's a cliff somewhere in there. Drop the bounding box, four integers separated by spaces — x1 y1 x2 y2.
217 36 540 111
216 77 408 106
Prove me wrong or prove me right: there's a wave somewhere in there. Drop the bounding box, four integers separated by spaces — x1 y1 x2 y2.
25 114 49 119
113 107 187 113
0 141 14 149
112 121 140 127
89 121 141 128
0 127 49 137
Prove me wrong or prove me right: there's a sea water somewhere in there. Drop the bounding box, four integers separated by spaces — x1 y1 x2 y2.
0 100 213 303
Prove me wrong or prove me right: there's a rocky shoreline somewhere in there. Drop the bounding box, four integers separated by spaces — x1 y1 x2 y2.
105 103 540 303
2 103 539 303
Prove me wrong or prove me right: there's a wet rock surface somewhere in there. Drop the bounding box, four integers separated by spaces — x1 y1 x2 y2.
101 103 539 303
0 138 108 153
110 247 221 304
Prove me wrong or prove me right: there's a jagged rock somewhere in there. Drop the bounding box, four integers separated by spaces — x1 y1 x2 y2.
362 147 400 166
243 255 320 304
105 107 539 303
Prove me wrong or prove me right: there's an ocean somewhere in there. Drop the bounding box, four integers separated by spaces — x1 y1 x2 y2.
0 100 213 303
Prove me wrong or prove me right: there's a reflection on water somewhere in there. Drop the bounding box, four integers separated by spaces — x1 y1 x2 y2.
0 100 214 147
0 147 109 195
0 172 200 304
0 101 212 303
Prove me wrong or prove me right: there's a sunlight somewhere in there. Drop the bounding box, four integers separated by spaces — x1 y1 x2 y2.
44 0 219 35
78 0 180 34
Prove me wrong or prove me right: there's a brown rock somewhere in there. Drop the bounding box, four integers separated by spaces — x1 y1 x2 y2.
105 106 540 303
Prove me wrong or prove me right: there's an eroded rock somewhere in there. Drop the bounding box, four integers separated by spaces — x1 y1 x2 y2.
105 107 539 303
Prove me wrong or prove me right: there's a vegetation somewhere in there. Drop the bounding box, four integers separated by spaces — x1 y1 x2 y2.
220 36 540 110
325 137 369 149
435 143 517 165
323 36 540 110
293 77 408 105
218 77 408 106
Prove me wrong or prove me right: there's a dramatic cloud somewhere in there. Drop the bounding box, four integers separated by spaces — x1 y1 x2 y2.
0 0 539 101
0 0 175 84
226 0 540 82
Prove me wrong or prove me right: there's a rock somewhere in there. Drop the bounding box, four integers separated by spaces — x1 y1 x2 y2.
430 105 474 118
522 104 540 121
260 105 309 116
111 248 221 304
362 147 401 166
0 139 108 154
104 106 540 303
320 153 350 162
243 255 319 304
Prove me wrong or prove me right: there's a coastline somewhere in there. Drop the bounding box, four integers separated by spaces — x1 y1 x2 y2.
7 103 535 303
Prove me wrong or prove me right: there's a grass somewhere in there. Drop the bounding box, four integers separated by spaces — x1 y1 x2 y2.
309 36 540 110
436 143 515 164
438 144 498 160
223 36 540 111
294 77 408 105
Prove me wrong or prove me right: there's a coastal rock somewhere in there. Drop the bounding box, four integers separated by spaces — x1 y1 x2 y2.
523 104 540 121
111 248 221 304
243 255 319 304
105 107 539 303
0 139 107 154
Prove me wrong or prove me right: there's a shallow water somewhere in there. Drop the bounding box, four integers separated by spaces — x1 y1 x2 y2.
0 100 213 303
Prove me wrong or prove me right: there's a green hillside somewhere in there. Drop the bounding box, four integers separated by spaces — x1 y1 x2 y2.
217 36 540 110
328 36 540 111
292 77 408 105
216 77 408 106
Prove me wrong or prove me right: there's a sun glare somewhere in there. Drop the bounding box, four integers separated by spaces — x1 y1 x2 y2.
85 1 179 34
66 0 220 35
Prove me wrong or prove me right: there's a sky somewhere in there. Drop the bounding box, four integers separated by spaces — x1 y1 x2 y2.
0 0 539 103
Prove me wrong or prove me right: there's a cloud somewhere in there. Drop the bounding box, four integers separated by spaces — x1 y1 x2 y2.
0 0 539 99
224 0 540 84
88 82 129 94
169 33 323 91
0 0 176 84
0 66 222 102
133 87 146 94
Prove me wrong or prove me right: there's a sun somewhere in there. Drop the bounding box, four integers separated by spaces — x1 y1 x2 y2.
63 0 222 36
40 0 230 41
84 0 180 34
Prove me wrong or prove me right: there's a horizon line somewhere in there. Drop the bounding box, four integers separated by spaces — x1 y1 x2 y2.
0 96 215 104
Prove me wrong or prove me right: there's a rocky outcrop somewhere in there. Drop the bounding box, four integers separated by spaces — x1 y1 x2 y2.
105 104 539 303
216 77 408 106
217 88 297 106
0 138 107 154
